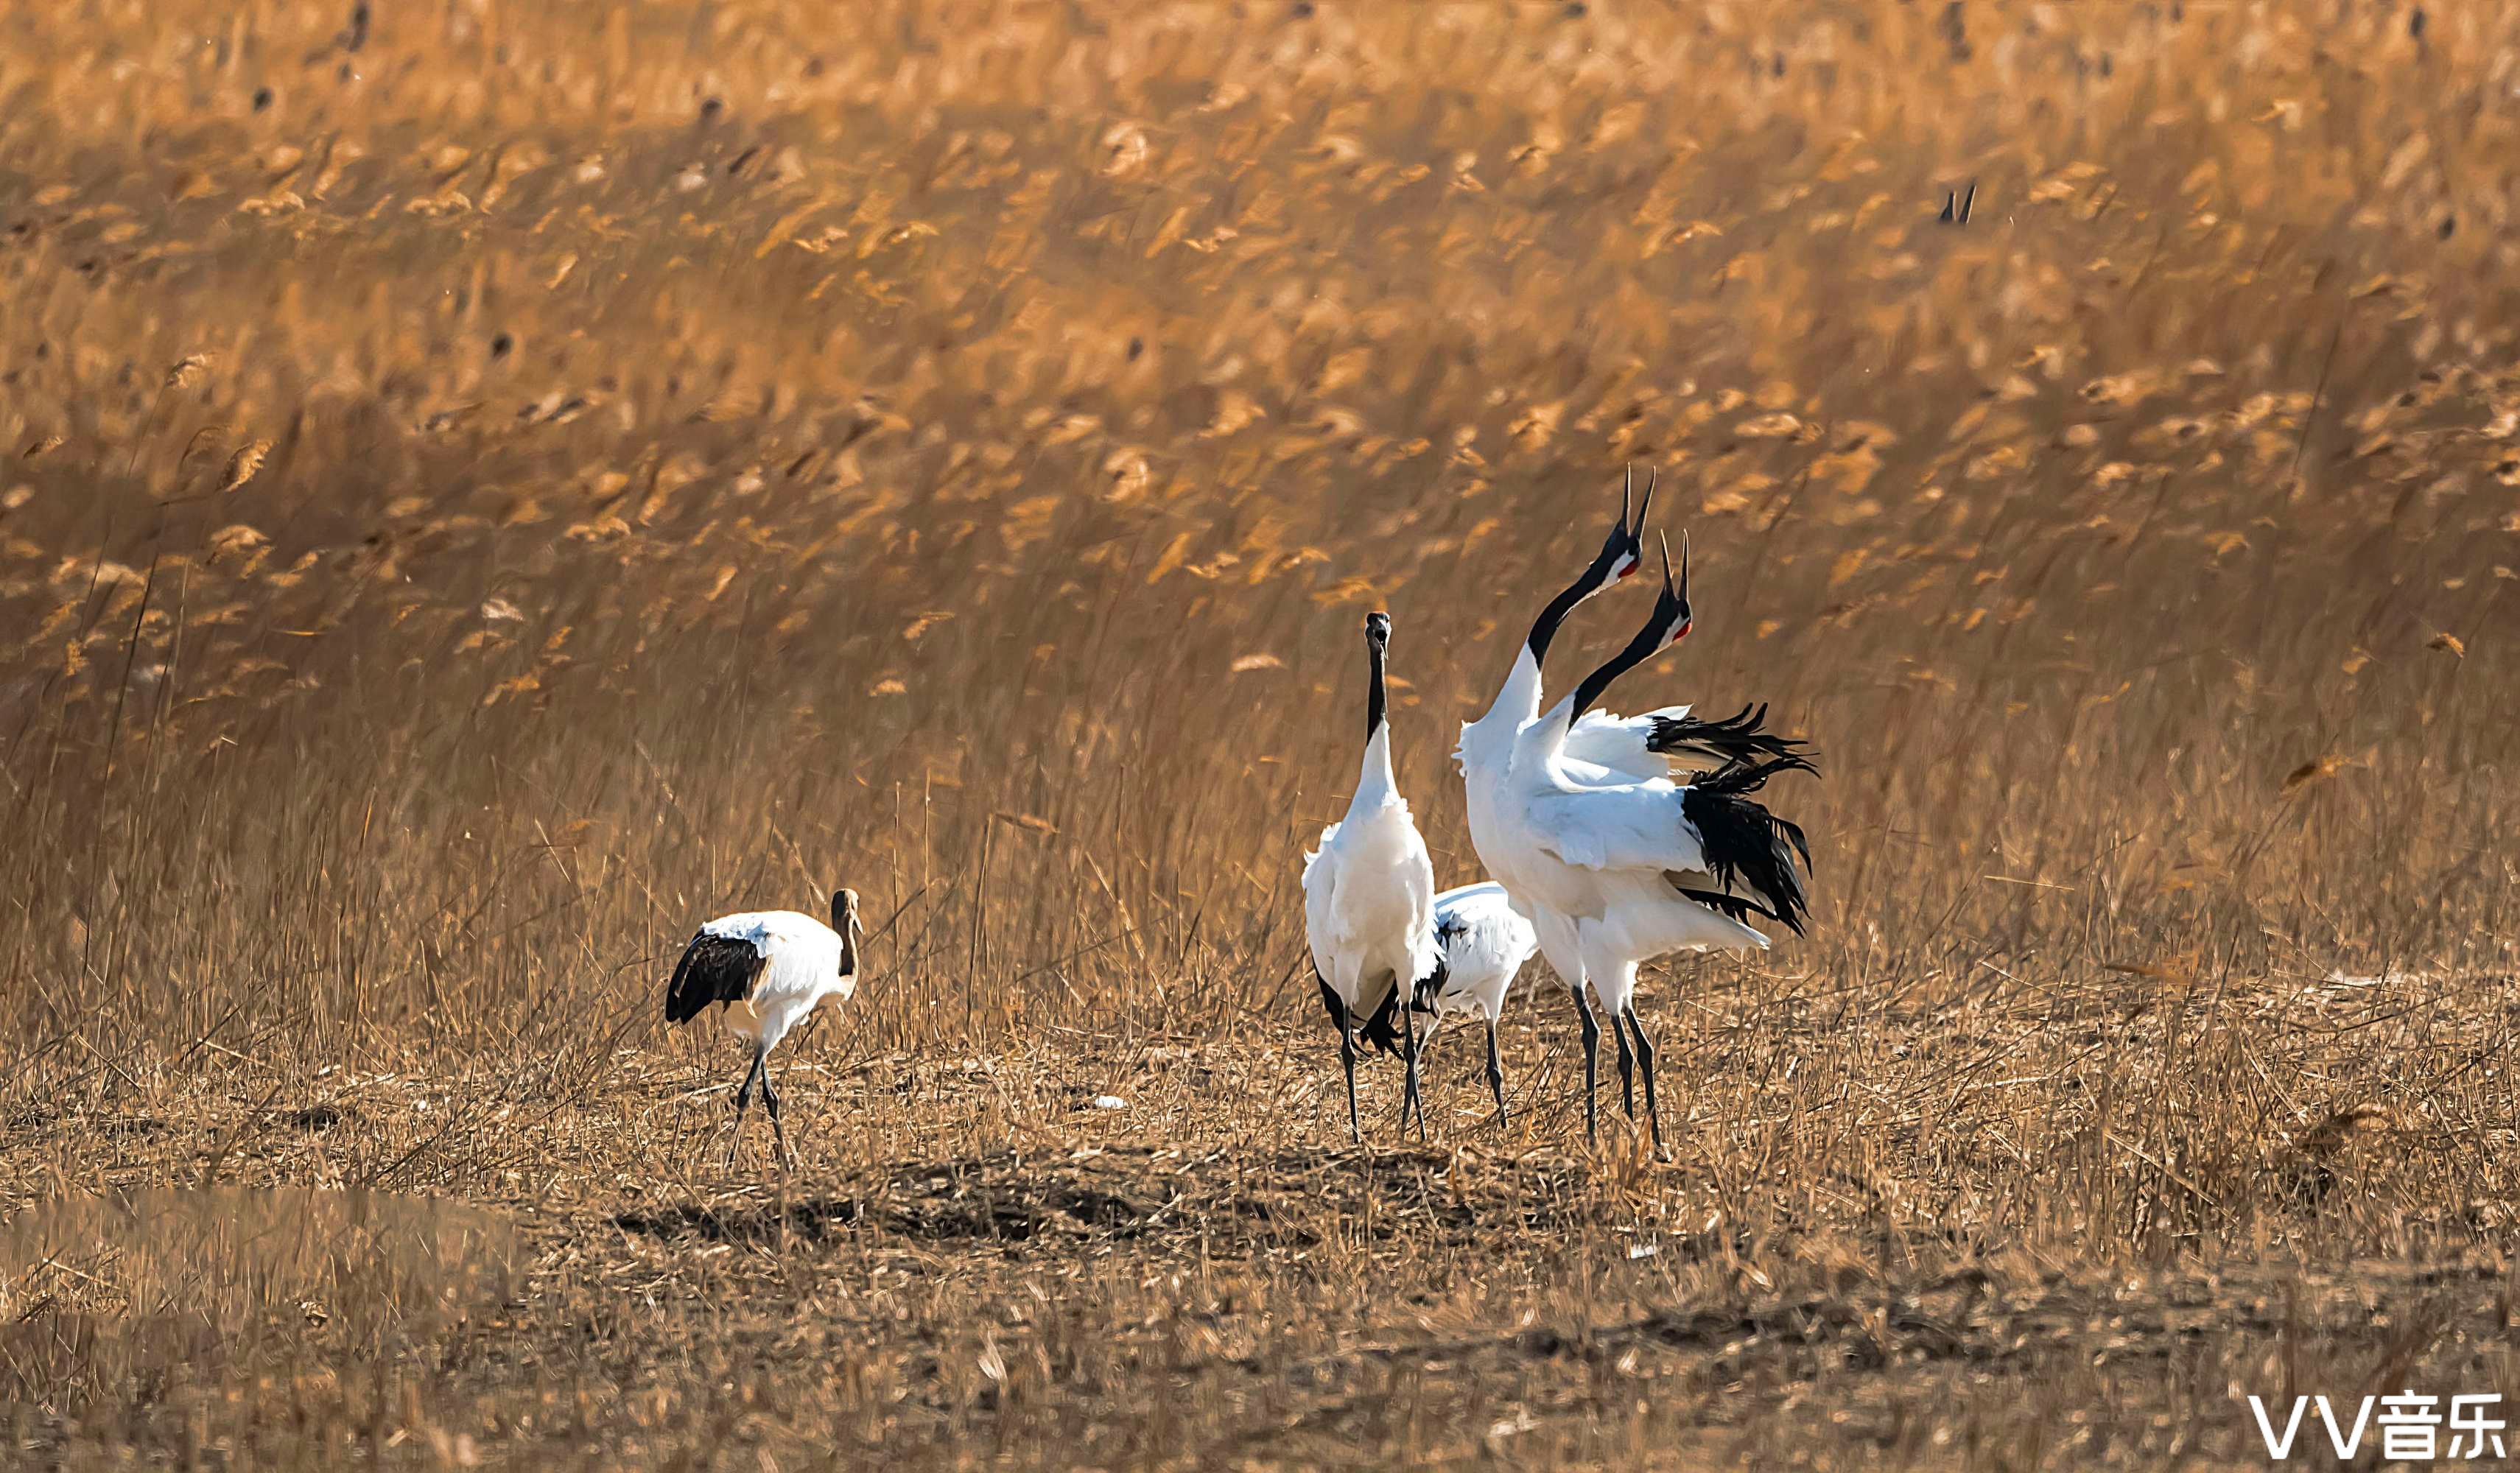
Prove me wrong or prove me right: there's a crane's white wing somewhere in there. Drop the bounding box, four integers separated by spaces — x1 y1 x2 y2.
1525 782 1710 876
702 910 843 1008
1576 702 1813 779
1300 821 1344 982
1347 801 1439 984
1561 707 1693 783
1304 801 1439 996
1433 882 1538 982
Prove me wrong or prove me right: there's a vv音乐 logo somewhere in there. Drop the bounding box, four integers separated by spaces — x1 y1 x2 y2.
2247 1391 2507 1462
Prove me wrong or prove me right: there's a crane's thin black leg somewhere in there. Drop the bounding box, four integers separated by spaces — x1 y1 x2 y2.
1570 984 1601 1145
760 1064 792 1170
727 1047 765 1170
1410 1013 1447 1132
1483 1017 1508 1128
1398 980 1426 1143
1627 1007 1663 1155
1612 1009 1637 1120
1338 1006 1362 1145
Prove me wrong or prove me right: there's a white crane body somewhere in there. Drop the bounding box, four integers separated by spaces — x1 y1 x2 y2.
664 888 864 1168
1464 494 1817 1148
1302 611 1442 1141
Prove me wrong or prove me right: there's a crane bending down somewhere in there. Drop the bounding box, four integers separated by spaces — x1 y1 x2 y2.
1303 611 1442 1142
1408 882 1538 1128
664 887 863 1167
1500 539 1816 1148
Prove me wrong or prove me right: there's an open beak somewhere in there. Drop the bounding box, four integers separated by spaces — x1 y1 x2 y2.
1669 531 1693 644
1654 532 1692 645
1613 465 1659 578
1615 468 1639 577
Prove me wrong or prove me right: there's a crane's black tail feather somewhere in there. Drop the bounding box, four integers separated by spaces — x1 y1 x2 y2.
1319 974 1410 1058
1355 982 1407 1057
1409 954 1450 1014
664 934 768 1023
1646 703 1817 773
1677 753 1817 936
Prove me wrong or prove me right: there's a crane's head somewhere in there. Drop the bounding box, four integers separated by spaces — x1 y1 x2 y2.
1363 610 1391 649
1584 463 1656 597
831 887 863 938
1647 531 1694 650
1563 529 1696 733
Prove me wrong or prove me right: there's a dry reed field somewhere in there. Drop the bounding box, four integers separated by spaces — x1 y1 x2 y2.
4 0 2519 1466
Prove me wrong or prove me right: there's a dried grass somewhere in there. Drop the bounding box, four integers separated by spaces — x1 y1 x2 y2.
2 0 2517 1466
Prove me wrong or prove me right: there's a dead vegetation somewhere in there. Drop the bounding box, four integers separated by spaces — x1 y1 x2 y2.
2 0 2518 1466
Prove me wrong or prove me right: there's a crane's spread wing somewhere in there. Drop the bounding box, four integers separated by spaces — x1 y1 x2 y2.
663 932 768 1023
1530 759 1815 935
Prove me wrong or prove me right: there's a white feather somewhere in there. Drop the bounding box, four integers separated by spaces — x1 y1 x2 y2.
696 909 853 1049
1423 882 1537 1024
1303 723 1440 1018
1560 705 1694 783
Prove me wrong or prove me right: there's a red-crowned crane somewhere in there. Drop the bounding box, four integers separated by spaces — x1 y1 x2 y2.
1302 611 1440 1142
1495 540 1816 1148
1409 881 1539 1128
1456 474 1811 1147
664 887 863 1167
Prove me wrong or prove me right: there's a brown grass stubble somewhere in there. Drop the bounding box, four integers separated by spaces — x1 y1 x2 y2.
1 0 2516 1465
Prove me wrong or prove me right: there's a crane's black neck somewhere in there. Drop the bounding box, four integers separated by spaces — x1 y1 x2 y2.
1526 558 1611 667
1567 616 1667 729
1364 636 1388 742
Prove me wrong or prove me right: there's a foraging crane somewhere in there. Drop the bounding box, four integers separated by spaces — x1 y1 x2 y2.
1499 540 1815 1147
664 887 863 1167
1407 882 1539 1128
1303 611 1441 1143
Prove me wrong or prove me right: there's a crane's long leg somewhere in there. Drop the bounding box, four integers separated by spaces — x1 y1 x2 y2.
1411 1013 1447 1134
1338 1005 1362 1145
1483 1017 1508 1129
1398 980 1426 1144
1626 1006 1663 1154
727 1045 765 1170
1570 984 1601 1145
759 1060 793 1170
1612 1010 1637 1120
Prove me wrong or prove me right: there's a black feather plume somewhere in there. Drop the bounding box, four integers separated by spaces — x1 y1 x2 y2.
1677 754 1817 935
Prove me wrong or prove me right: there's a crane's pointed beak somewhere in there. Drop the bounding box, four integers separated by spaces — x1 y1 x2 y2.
1632 467 1657 537
1671 530 1696 644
